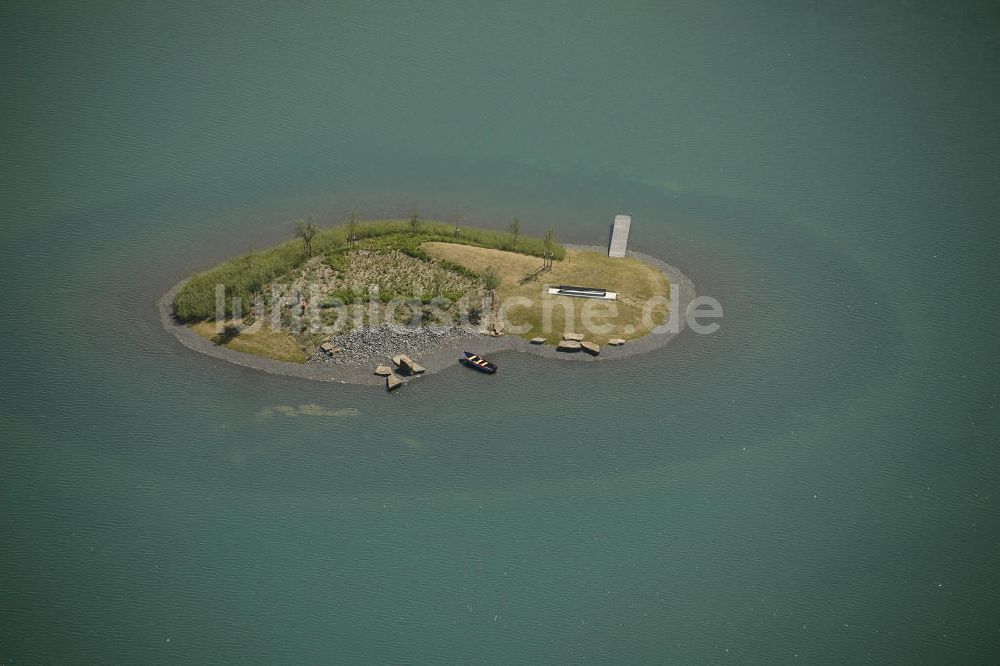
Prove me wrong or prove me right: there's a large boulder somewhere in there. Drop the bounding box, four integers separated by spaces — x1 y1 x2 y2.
529 337 547 344
386 373 403 391
562 332 585 342
392 354 426 375
374 365 393 376
581 341 600 356
607 338 626 346
320 342 342 356
557 339 582 352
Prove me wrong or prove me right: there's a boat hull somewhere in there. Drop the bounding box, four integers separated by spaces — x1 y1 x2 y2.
460 352 498 374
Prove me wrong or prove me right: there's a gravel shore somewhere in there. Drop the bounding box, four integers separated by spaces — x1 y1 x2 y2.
158 244 696 387
308 324 493 367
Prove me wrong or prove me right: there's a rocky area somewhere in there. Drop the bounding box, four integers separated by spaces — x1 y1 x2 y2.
306 324 492 367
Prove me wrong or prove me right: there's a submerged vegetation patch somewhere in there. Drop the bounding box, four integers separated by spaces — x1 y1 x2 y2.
257 404 361 419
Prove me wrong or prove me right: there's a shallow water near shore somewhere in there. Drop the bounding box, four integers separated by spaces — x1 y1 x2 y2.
2 1 999 663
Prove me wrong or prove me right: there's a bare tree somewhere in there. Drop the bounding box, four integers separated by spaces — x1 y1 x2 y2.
482 265 501 325
483 266 501 294
346 211 358 249
542 229 555 270
509 218 521 250
295 217 318 257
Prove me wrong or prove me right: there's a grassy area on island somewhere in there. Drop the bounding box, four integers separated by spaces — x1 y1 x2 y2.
175 218 566 363
173 218 565 323
189 320 309 363
174 217 669 363
422 243 670 345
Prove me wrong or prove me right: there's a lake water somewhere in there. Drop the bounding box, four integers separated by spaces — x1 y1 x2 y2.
2 1 998 662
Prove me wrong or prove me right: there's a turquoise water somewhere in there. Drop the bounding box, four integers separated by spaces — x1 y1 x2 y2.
2 1 999 662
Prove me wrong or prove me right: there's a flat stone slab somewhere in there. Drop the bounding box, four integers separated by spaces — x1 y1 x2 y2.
374 365 393 376
529 337 547 344
386 373 403 391
581 341 600 355
607 338 626 346
392 354 425 375
557 339 582 351
562 332 585 342
320 342 343 355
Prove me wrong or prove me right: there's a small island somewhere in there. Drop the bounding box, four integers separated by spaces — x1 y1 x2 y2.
160 216 694 387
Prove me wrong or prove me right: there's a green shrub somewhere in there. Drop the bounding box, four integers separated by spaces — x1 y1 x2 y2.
173 241 304 322
324 250 349 274
326 287 367 306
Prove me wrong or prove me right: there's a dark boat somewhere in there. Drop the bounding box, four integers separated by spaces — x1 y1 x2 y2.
460 352 498 374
